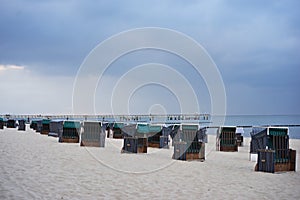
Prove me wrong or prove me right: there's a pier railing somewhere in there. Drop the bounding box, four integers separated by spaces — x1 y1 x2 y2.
0 114 211 124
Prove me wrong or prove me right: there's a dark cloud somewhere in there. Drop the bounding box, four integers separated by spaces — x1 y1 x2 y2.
0 0 299 114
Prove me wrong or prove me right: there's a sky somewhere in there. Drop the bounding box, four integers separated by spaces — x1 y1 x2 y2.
0 0 299 115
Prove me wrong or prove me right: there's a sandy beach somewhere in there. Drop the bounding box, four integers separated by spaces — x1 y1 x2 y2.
1 126 299 199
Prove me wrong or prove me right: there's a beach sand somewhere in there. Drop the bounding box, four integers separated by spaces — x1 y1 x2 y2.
1 126 300 199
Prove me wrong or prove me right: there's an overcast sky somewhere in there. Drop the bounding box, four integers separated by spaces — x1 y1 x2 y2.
0 0 299 115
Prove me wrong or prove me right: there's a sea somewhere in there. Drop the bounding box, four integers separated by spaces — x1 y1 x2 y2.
209 115 300 139
75 114 300 139
7 114 299 139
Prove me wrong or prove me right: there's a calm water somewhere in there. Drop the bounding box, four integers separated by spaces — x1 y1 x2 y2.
209 115 300 139
23 114 300 139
